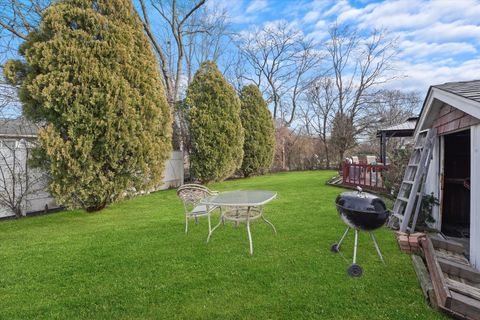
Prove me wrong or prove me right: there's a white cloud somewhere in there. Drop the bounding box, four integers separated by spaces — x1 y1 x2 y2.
398 40 477 59
314 19 327 29
388 58 480 93
414 22 480 42
304 11 320 23
296 0 480 95
208 0 256 24
234 0 480 96
246 0 269 14
305 29 329 42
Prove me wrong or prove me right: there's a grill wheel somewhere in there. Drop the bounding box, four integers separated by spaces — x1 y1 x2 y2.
347 263 363 277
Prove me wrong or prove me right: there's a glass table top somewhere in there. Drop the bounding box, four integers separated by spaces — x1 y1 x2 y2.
200 190 277 206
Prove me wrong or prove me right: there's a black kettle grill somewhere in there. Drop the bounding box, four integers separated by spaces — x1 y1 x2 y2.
331 187 390 277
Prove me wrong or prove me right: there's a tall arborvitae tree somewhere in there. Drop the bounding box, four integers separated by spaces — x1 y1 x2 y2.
239 85 275 177
187 61 244 183
4 0 171 211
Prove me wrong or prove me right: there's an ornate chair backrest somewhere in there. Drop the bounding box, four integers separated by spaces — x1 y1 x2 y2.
176 184 215 213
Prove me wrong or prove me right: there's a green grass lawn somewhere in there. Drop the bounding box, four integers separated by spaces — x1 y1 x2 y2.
0 171 443 319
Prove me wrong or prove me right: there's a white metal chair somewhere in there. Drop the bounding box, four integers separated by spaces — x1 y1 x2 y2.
176 184 219 234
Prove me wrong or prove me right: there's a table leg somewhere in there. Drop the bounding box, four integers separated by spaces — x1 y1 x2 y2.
235 208 239 228
207 207 224 243
246 206 253 255
261 215 277 235
260 206 276 235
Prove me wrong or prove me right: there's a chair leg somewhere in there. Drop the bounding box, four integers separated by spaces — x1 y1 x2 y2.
185 215 188 234
206 213 212 243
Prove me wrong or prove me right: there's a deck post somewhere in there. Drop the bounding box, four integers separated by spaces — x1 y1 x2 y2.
380 132 387 164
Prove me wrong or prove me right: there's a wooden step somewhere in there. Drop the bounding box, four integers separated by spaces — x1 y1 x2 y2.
420 236 480 320
449 290 480 320
439 258 480 283
435 249 470 266
431 236 465 254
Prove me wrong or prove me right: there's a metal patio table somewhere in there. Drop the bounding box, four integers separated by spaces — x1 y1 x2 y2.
201 190 277 255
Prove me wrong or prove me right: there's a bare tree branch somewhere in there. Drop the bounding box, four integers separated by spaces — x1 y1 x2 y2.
235 21 322 122
325 23 399 160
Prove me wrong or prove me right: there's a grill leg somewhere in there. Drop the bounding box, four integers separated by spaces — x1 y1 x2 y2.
370 232 385 265
347 229 363 277
337 227 350 249
353 229 359 264
331 227 350 253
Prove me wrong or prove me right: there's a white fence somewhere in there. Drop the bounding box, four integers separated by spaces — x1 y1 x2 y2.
0 140 55 218
159 151 184 190
0 148 184 219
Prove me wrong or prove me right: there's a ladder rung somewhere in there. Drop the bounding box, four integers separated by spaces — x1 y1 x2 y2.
396 128 435 233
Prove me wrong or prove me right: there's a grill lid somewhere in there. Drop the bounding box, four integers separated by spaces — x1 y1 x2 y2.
335 188 387 214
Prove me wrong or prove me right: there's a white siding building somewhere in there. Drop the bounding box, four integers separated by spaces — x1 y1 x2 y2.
416 80 480 270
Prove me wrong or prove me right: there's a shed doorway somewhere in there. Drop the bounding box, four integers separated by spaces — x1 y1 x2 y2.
441 129 471 240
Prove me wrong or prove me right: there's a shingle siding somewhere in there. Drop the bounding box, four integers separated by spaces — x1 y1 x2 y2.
432 104 480 135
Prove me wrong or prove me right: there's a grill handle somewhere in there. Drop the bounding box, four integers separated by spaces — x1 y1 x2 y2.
356 186 365 198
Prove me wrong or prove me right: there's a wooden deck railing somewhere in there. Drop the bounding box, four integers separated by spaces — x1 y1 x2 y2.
341 161 390 191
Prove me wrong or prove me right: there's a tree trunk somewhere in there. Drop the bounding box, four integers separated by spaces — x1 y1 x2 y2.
14 207 22 218
86 202 107 212
325 143 330 169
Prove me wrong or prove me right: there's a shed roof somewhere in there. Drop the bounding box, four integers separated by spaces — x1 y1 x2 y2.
415 80 480 137
0 118 38 138
433 80 480 104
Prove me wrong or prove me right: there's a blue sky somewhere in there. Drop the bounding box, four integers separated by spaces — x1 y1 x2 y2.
211 0 480 95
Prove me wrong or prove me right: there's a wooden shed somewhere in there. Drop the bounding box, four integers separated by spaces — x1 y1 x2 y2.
415 80 480 271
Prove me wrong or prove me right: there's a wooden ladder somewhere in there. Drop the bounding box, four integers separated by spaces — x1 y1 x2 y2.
390 128 437 233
